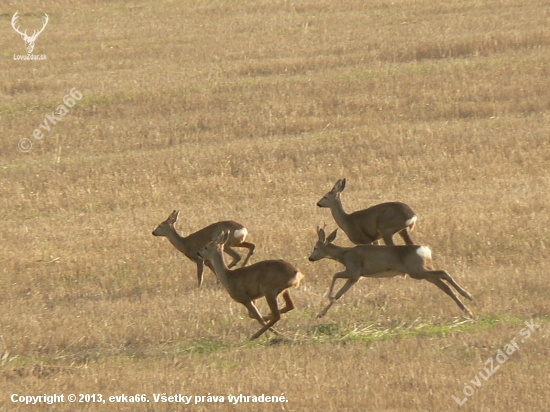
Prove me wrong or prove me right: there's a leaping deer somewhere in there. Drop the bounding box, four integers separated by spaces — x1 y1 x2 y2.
152 210 255 287
309 227 473 318
198 230 304 340
317 178 417 245
11 11 49 54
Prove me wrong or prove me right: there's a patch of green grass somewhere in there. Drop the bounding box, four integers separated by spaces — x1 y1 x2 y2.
358 68 397 79
308 314 550 344
181 339 229 356
406 63 435 74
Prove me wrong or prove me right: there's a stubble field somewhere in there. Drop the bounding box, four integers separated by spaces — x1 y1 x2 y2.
1 0 550 410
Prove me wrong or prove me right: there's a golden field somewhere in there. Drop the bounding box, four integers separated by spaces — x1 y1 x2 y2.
1 0 549 410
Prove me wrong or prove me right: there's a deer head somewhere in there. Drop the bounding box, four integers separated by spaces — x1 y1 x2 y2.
152 210 180 237
11 11 49 54
308 227 338 262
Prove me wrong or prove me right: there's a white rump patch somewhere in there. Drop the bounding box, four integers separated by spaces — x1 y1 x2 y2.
294 271 305 287
233 228 248 240
416 246 432 260
406 215 417 227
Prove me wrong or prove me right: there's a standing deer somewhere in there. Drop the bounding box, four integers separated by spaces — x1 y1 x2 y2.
198 230 304 340
11 11 49 54
309 227 473 318
317 178 417 245
152 210 255 287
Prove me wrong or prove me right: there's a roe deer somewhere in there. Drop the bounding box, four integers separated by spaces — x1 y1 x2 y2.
152 210 255 287
309 227 473 318
198 230 304 340
317 178 417 245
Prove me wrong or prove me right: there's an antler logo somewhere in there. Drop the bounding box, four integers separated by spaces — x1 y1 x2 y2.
11 11 49 54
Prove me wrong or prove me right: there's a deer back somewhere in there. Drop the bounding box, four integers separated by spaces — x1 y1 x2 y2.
349 244 428 275
345 202 416 244
186 221 245 253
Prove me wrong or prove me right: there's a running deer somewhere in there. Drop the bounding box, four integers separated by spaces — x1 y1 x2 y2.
198 230 304 340
317 178 417 245
152 210 255 287
309 227 473 318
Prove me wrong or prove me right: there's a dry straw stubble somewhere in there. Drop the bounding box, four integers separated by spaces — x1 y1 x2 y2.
1 0 549 410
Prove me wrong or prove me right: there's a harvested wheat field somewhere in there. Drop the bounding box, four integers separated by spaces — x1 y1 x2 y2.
1 0 550 410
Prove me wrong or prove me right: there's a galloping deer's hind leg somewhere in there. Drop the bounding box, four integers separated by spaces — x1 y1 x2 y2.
236 241 255 267
279 290 296 315
398 228 414 245
223 244 242 268
380 231 396 246
425 278 473 316
427 270 473 301
263 290 295 321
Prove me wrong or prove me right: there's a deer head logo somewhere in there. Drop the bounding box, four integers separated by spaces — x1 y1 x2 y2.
11 11 49 54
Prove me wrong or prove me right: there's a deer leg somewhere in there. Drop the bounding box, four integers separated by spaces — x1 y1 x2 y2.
326 270 357 298
279 290 295 315
318 300 336 319
333 278 360 300
244 301 279 337
250 295 281 340
201 259 220 284
244 301 265 324
223 244 241 268
398 228 414 245
235 241 255 267
195 260 205 287
263 290 295 321
318 276 360 318
423 270 473 301
425 278 473 316
248 300 257 318
248 299 277 323
380 232 396 246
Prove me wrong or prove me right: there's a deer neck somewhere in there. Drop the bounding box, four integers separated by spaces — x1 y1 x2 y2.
329 198 351 233
208 251 233 291
324 243 349 265
164 229 191 255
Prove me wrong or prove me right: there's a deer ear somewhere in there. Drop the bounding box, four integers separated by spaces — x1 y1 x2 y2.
167 210 179 224
326 228 338 243
317 226 326 242
332 178 346 192
339 178 347 191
